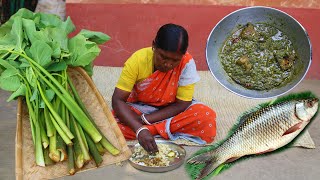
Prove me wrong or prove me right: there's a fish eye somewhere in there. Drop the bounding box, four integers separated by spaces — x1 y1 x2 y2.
306 101 313 108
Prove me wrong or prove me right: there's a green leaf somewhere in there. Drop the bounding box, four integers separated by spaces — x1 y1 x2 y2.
0 58 20 74
40 89 55 108
0 8 34 38
0 45 15 59
39 13 62 28
29 40 53 68
61 17 75 35
0 69 21 91
7 59 21 69
26 67 36 87
83 62 93 76
19 58 31 68
0 32 16 46
32 86 55 108
44 27 68 50
67 34 101 67
30 88 38 102
33 31 51 44
0 45 15 51
7 84 26 102
79 29 111 44
46 61 67 72
22 18 37 44
46 89 55 102
10 16 24 52
49 41 62 58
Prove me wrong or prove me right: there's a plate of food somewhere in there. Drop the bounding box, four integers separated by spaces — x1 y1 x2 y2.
128 140 186 173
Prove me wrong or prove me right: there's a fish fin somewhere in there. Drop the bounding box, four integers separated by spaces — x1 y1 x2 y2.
187 152 213 165
188 152 223 180
196 160 222 180
282 122 303 136
225 156 241 163
256 148 275 155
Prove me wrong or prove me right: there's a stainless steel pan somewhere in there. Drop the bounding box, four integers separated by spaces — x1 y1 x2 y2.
206 6 311 99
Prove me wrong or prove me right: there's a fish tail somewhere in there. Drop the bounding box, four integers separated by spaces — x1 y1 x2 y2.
187 152 222 180
196 160 221 180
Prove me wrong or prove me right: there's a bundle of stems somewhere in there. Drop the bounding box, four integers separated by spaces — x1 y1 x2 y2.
0 8 119 174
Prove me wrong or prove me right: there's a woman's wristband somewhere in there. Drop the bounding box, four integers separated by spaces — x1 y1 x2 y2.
141 113 151 125
136 126 149 139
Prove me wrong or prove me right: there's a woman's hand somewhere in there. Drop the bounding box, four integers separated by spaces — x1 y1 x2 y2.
137 129 159 154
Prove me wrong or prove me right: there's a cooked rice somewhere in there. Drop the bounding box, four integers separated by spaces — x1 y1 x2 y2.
130 144 179 167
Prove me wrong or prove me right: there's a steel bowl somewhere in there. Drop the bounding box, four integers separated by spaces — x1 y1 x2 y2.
128 140 186 173
206 6 311 99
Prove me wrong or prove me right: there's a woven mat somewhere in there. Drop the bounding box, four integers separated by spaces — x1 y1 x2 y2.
15 67 132 180
92 66 318 149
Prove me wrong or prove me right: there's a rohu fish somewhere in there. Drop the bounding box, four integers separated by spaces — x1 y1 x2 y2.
187 97 319 180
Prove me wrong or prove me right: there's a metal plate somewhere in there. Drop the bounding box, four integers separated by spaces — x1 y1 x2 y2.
128 140 186 173
206 6 311 99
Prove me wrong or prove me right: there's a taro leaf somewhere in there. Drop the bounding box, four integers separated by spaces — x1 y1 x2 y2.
33 31 51 44
22 18 37 44
38 13 75 35
0 8 34 38
6 43 27 61
83 62 93 76
26 67 36 88
29 40 53 68
7 84 26 102
30 88 38 102
67 34 100 67
79 29 111 44
0 32 16 46
0 58 20 74
0 68 21 92
10 16 24 52
46 61 67 72
7 59 21 69
33 14 41 27
44 27 68 50
25 48 32 60
39 13 62 28
39 89 55 108
19 58 30 68
0 45 15 51
0 45 15 59
60 17 75 35
6 51 20 62
49 41 62 59
0 51 11 60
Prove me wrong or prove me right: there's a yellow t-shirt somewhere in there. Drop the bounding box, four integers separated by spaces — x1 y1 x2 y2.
116 47 196 101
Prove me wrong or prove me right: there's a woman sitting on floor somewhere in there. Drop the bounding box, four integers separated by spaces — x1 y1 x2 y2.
112 23 216 153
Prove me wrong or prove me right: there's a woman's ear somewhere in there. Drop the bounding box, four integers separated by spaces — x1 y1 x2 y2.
152 40 156 50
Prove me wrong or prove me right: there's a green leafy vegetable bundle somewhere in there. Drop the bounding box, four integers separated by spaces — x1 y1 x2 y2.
0 8 119 174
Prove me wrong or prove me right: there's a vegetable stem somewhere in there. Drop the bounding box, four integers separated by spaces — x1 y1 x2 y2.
68 75 119 155
37 81 74 141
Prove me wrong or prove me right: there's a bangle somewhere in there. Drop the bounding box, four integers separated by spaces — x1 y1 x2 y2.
141 114 151 125
136 126 149 139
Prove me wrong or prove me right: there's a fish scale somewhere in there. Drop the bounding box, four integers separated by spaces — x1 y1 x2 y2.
187 98 318 180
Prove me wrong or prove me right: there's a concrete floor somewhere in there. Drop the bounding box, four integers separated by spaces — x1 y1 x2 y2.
1 89 320 180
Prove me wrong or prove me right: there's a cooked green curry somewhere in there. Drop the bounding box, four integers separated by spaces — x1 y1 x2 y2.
220 23 298 91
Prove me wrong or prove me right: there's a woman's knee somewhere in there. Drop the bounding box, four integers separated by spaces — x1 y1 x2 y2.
188 104 216 119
